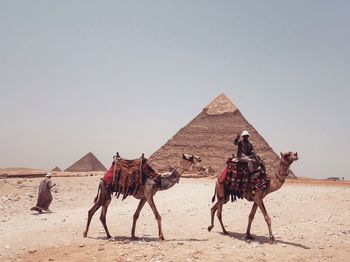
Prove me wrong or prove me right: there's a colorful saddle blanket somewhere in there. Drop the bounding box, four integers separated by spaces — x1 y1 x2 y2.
102 158 159 200
219 159 271 201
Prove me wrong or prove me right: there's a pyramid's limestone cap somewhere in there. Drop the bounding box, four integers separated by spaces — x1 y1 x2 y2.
205 93 237 115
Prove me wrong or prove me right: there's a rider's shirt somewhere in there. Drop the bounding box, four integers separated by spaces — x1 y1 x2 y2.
237 139 254 157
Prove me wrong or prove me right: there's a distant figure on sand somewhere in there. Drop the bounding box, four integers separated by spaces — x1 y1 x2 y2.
30 173 56 213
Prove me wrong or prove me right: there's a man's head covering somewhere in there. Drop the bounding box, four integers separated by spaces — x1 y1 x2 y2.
241 130 250 137
45 172 52 177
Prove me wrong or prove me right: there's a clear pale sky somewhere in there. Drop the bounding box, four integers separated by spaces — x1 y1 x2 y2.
1 1 349 179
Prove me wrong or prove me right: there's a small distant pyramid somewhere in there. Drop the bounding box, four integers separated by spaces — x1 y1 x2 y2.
51 166 61 172
149 93 296 178
64 152 107 172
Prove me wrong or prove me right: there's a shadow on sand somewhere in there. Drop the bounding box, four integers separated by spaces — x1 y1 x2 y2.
220 231 310 249
31 210 54 216
87 235 208 243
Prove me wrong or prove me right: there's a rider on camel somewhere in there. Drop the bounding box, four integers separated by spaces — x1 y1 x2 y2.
234 130 257 174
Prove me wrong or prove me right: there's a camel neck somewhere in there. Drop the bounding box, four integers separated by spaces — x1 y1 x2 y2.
158 159 193 191
158 170 180 191
269 159 290 193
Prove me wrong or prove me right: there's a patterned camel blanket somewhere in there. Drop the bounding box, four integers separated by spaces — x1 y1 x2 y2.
103 158 159 200
219 160 271 201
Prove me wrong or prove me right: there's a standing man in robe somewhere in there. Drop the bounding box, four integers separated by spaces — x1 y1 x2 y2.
30 173 56 213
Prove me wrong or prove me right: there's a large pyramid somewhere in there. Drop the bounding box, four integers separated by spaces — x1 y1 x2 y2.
64 152 107 172
149 93 296 178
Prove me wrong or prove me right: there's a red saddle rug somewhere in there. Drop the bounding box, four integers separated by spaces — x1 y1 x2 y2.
219 158 271 201
102 158 159 200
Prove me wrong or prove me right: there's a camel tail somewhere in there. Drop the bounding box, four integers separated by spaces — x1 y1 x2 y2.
211 188 216 203
93 180 102 203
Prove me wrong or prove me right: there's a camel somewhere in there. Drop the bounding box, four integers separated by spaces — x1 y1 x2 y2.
208 151 298 243
83 153 201 240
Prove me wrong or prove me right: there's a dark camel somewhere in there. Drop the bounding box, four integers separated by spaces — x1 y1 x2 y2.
83 153 201 240
208 152 298 243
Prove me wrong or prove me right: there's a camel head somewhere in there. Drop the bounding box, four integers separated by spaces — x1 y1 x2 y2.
157 154 201 190
183 153 202 164
280 151 299 165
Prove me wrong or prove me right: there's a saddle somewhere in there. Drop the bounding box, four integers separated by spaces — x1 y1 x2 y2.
218 157 248 183
112 156 160 200
219 156 269 201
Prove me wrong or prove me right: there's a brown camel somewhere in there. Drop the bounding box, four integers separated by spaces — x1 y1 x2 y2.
208 151 298 243
83 153 201 240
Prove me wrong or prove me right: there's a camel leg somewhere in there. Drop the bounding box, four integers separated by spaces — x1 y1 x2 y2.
146 197 164 240
256 199 275 243
246 202 258 240
83 202 101 237
100 200 112 239
207 201 219 232
131 199 146 239
216 199 228 235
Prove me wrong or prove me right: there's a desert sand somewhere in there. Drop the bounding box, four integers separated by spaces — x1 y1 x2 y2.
0 176 349 262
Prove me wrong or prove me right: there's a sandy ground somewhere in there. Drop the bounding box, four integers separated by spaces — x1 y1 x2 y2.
0 176 349 262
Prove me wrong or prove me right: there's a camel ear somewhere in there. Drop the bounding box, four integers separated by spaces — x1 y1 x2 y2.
280 152 288 159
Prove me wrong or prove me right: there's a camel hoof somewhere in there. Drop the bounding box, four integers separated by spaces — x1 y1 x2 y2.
245 234 254 240
269 237 276 244
159 236 165 241
223 230 229 235
131 236 139 241
107 235 112 239
207 226 213 232
83 232 87 238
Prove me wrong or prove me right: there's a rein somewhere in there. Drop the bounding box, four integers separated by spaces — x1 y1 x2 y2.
171 162 193 180
173 163 192 173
